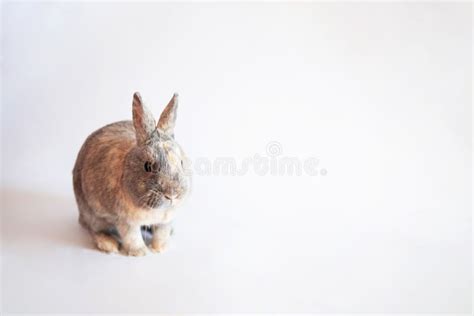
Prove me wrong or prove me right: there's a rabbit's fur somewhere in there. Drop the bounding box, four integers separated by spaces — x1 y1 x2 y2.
73 92 190 256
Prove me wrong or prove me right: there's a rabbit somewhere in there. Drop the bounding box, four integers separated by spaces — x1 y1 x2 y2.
73 92 191 256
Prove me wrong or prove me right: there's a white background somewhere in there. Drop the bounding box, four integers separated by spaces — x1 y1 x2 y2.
1 2 472 313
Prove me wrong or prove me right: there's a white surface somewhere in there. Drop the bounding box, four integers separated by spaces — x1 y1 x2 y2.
1 2 472 313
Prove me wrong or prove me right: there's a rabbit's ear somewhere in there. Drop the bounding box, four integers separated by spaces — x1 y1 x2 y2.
157 93 178 136
132 92 156 145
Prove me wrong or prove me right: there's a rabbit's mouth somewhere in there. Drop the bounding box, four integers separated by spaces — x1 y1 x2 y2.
144 192 176 209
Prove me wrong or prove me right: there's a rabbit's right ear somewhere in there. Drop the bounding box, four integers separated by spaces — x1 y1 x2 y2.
132 92 156 145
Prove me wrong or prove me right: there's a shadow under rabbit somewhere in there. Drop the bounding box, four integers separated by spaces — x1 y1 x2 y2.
1 189 94 252
1 188 163 253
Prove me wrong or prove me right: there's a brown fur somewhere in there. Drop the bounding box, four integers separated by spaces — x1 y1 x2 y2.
73 92 190 256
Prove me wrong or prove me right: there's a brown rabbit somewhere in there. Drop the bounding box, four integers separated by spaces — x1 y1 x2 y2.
73 92 190 256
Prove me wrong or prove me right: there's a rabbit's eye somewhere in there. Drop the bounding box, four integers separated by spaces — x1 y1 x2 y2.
144 161 154 172
144 161 152 172
145 161 159 173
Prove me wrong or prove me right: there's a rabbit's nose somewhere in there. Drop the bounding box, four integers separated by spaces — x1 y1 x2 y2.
164 193 178 200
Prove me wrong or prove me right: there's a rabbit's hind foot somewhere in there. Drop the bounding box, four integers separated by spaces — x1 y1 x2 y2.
93 232 119 253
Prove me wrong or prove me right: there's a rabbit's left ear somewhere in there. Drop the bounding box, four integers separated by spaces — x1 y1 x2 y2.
132 92 156 145
157 93 178 136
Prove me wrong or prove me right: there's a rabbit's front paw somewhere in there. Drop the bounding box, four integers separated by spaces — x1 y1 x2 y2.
150 240 169 253
150 224 172 253
122 245 148 257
